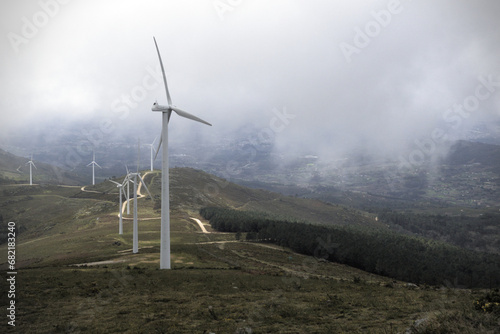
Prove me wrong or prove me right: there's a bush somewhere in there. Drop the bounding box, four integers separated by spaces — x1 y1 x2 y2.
474 290 500 314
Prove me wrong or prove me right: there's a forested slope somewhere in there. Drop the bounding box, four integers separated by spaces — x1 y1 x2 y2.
201 207 500 288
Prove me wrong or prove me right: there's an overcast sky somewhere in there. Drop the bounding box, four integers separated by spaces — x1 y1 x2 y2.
1 0 499 163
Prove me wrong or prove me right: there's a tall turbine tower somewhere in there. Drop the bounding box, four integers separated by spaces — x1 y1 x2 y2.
152 37 212 269
26 154 37 186
87 152 101 185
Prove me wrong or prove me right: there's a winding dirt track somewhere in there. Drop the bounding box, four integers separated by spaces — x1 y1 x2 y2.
80 172 208 234
80 185 102 193
118 171 159 221
189 217 209 233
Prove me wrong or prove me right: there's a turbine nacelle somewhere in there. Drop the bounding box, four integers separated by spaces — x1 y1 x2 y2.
152 102 171 112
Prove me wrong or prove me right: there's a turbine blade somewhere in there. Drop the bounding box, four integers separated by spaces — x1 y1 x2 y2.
108 180 121 186
95 162 102 169
138 174 153 199
153 37 172 106
171 107 212 126
32 162 37 169
137 138 140 173
124 174 134 184
154 133 162 160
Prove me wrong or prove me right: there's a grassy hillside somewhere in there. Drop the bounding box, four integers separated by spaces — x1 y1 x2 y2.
0 168 381 266
167 167 382 228
0 148 87 185
0 167 499 333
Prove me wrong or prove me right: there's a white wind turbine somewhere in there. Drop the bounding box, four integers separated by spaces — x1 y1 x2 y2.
26 154 37 186
152 36 212 269
87 152 102 185
146 137 157 171
123 165 134 215
129 140 153 254
108 179 125 235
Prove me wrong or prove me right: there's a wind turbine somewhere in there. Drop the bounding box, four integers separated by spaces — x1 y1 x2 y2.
123 165 134 215
152 36 212 269
26 154 37 186
129 140 153 254
108 179 125 234
146 137 157 171
87 152 102 185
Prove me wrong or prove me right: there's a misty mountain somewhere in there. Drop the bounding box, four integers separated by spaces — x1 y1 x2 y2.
446 140 500 174
227 140 500 212
2 128 500 208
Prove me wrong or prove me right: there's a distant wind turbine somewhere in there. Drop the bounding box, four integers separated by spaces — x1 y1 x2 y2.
129 139 153 254
151 36 212 269
26 154 37 186
123 165 134 215
87 152 101 185
145 137 157 171
108 179 125 235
